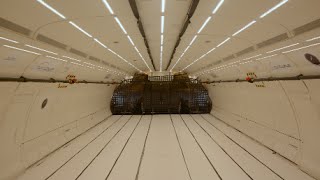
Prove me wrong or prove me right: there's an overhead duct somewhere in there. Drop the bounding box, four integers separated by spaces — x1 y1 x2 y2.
165 0 200 70
129 0 156 71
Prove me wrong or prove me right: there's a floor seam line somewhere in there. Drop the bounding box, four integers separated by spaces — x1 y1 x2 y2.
170 115 193 180
74 115 133 180
44 115 123 180
105 115 143 180
180 115 223 180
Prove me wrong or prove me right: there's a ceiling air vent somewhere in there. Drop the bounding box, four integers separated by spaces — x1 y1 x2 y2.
37 34 67 50
236 46 254 57
223 54 235 62
0 17 31 36
89 56 101 63
69 48 87 58
293 18 320 36
257 33 288 49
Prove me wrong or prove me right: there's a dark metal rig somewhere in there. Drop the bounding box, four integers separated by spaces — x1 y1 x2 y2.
111 73 212 114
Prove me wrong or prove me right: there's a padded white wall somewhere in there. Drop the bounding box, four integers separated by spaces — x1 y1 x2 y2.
206 79 320 179
0 82 115 180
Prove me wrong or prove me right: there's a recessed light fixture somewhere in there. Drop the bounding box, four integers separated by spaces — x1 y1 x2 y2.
37 0 66 19
94 38 108 48
3 45 41 55
161 0 166 13
189 35 198 46
260 0 289 19
256 54 278 60
216 37 231 47
63 56 81 62
266 43 299 53
232 20 256 36
114 17 127 34
161 16 165 34
46 56 67 62
127 36 135 46
197 16 212 34
282 42 320 54
102 0 114 15
212 0 225 14
69 21 92 38
306 36 320 42
25 44 58 55
0 37 19 43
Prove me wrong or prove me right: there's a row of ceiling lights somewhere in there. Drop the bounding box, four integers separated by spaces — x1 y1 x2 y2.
174 0 290 72
160 0 166 72
0 36 127 76
169 0 225 72
36 0 148 73
193 35 320 77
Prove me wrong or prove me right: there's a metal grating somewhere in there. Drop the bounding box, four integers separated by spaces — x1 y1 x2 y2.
0 17 31 36
111 73 212 114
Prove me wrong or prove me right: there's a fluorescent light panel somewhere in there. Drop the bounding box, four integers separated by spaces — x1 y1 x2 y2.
161 0 166 13
63 55 81 62
102 0 114 14
256 54 278 60
260 0 289 18
127 36 135 46
69 21 92 38
161 16 165 34
189 35 198 46
197 16 212 34
0 37 19 43
212 0 225 14
25 44 57 55
3 45 41 55
266 43 299 53
114 17 127 34
46 55 67 62
232 20 256 36
306 36 320 42
161 35 164 45
282 42 320 54
94 38 107 48
217 37 231 47
37 0 66 19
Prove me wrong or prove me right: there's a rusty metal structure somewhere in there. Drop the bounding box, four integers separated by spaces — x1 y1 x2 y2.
111 73 212 114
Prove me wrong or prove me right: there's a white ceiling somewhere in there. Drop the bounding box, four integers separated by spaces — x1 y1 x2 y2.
0 0 320 82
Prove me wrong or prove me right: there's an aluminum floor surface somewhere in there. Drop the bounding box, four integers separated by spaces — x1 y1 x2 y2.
18 114 315 180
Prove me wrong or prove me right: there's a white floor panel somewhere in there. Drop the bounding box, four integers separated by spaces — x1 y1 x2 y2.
17 114 315 180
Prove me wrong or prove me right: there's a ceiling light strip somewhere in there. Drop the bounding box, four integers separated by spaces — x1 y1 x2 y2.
102 0 114 14
37 0 66 19
0 37 19 43
260 0 289 18
256 54 278 60
212 0 225 14
25 44 58 55
217 37 231 47
3 45 41 55
114 17 127 34
197 16 212 34
161 16 165 34
63 56 81 62
266 43 299 53
232 20 257 36
94 38 108 48
282 42 320 53
161 0 166 13
69 21 93 38
306 36 320 42
46 55 67 62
